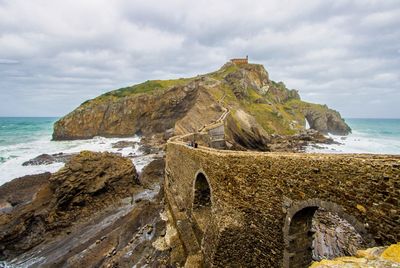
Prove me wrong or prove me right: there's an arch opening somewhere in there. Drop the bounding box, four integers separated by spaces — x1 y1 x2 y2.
192 172 212 242
285 206 368 268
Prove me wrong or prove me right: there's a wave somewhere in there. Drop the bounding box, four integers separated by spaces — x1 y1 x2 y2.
0 135 150 186
306 132 400 154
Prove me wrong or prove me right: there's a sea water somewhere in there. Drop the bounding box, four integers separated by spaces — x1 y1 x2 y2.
1 117 399 186
0 117 151 186
306 118 400 154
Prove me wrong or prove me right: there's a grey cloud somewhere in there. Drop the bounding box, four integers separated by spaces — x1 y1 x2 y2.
0 0 399 118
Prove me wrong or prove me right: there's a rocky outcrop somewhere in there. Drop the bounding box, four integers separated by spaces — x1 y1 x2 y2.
22 152 75 166
310 242 400 267
0 173 51 210
0 151 138 260
304 105 351 135
53 82 198 140
53 62 351 149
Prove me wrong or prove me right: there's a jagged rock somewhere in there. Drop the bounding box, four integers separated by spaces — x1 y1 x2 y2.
139 158 165 187
0 172 51 208
22 153 75 166
111 140 138 149
0 151 138 259
304 106 351 135
265 129 336 152
49 151 138 209
53 81 198 140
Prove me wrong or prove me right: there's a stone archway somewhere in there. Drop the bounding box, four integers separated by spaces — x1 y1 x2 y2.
192 171 212 243
283 199 372 268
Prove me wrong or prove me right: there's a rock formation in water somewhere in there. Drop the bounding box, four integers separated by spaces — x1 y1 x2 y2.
53 62 350 150
0 151 138 260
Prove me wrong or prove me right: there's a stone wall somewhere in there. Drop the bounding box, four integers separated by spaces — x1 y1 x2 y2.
165 141 400 267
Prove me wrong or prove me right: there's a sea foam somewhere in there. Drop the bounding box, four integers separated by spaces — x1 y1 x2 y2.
0 135 150 186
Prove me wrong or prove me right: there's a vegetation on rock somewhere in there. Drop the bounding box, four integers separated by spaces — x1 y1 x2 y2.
53 62 351 149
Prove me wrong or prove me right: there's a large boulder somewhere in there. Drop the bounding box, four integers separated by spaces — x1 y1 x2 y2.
49 151 138 209
0 151 138 259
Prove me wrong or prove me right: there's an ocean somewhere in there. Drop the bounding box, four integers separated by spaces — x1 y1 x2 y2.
306 118 400 154
0 117 154 186
0 117 399 186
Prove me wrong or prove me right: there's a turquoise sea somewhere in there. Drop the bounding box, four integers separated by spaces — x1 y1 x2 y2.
0 117 145 186
306 118 400 154
0 117 399 185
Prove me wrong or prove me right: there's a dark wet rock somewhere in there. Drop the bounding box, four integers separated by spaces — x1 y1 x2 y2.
267 129 337 152
139 158 165 187
111 140 139 149
22 153 75 166
312 208 367 260
139 144 160 155
0 172 51 208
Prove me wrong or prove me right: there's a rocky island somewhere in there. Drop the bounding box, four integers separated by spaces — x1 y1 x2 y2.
1 60 399 268
53 61 350 150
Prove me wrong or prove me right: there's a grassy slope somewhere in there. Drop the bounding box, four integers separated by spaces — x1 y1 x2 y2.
78 63 311 135
81 78 194 106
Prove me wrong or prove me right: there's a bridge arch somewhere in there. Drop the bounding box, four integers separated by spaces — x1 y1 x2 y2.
191 170 213 244
283 199 372 268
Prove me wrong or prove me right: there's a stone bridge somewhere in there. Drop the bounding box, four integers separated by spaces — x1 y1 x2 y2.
164 137 400 267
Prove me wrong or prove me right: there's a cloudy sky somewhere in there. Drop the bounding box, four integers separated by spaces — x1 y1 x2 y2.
0 0 399 118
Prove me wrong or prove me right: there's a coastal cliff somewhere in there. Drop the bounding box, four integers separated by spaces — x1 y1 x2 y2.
53 62 350 148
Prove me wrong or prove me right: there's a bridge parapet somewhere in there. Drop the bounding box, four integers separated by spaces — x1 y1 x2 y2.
165 139 400 267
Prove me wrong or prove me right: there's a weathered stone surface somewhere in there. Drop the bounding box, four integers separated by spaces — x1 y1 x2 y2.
0 151 138 260
165 141 400 267
49 151 138 209
312 208 367 260
0 172 51 208
139 158 165 187
304 106 351 135
310 243 400 267
53 82 198 140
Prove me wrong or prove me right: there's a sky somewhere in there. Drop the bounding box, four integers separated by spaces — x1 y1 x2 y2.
0 0 399 118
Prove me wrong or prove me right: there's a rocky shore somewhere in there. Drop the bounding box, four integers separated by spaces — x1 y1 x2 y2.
0 149 180 267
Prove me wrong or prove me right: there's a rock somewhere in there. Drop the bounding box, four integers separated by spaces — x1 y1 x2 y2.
304 106 351 135
50 151 139 209
22 153 75 166
0 172 51 207
381 242 400 262
266 129 336 152
0 151 138 259
53 62 350 150
53 80 199 141
310 243 400 267
139 158 165 187
111 140 138 149
356 204 367 214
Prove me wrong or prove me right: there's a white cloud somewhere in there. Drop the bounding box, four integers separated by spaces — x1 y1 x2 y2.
0 0 399 117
